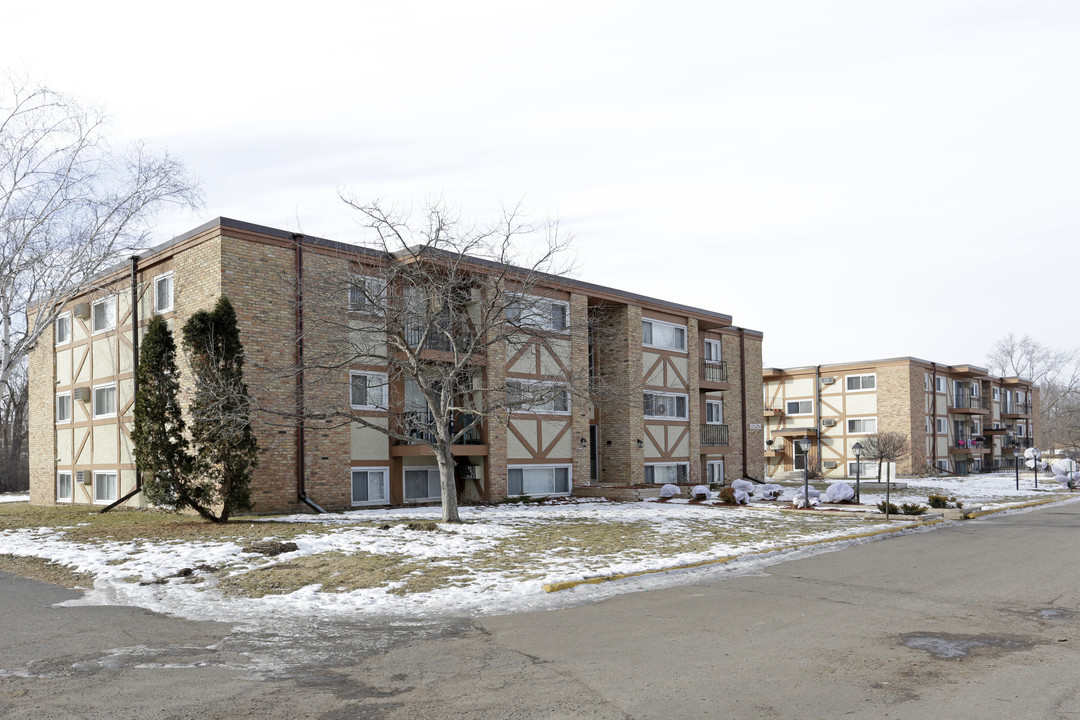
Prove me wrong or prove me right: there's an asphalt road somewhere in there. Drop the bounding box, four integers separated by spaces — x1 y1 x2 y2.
2 501 1079 719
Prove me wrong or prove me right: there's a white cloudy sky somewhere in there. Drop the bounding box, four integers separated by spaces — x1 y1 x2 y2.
4 1 1078 368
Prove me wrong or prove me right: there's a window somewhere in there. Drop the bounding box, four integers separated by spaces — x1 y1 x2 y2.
349 372 387 410
349 275 385 312
847 461 877 477
57 472 72 502
703 339 722 364
847 417 877 434
645 463 688 484
507 380 570 414
786 400 813 416
970 383 980 397
972 419 981 435
1016 424 1026 437
55 313 71 345
707 460 725 484
92 296 116 333
404 467 441 501
505 295 568 332
154 272 174 313
935 417 948 434
641 319 686 352
56 393 72 424
937 459 949 471
935 377 946 393
705 399 724 424
845 374 876 391
508 465 571 496
925 416 931 433
93 471 117 504
993 388 1000 401
351 468 389 505
644 391 688 420
92 383 116 418
924 374 931 391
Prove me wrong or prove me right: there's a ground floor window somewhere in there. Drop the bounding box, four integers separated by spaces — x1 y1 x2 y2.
706 460 724 484
937 459 949 472
645 462 688 484
93 471 117 504
847 460 876 478
352 468 389 505
57 472 72 502
508 465 571 496
404 467 441 501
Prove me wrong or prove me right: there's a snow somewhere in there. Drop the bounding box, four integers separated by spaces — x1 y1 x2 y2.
1 476 1075 626
0 494 28 503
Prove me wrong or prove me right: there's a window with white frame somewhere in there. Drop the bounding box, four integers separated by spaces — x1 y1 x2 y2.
972 418 981 434
924 373 931 391
92 383 116 418
55 313 71 345
935 417 948 434
847 417 877 434
645 463 688 484
92 296 116 333
993 387 1000 401
56 393 72 424
703 338 722 364
705 399 724 424
644 391 688 420
404 467 442 501
349 372 387 410
154 272 174 313
848 460 877 477
970 383 980 397
707 460 725 484
641 319 686 352
57 472 72 502
507 379 570 413
505 295 568 332
351 468 389 505
845 374 876 391
348 275 385 313
508 465 571 496
1016 424 1026 437
935 377 946 393
937 459 949 471
786 399 813 416
925 416 931 433
93 471 117 504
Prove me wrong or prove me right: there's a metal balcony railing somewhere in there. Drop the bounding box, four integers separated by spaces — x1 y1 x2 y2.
393 410 483 445
700 360 729 384
1001 401 1032 415
950 395 989 411
701 424 730 446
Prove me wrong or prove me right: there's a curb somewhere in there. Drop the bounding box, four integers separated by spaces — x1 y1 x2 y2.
543 516 944 593
962 495 1064 519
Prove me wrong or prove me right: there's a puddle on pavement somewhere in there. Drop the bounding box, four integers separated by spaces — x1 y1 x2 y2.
901 633 1034 659
1036 608 1075 620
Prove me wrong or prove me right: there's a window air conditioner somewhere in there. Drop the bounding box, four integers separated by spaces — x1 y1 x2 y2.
76 470 90 485
821 377 836 385
73 387 91 402
822 418 837 427
73 302 90 319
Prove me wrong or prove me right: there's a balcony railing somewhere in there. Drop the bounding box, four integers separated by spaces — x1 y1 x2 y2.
950 395 989 411
1001 401 1032 415
701 424 730 446
700 360 729 384
393 410 484 445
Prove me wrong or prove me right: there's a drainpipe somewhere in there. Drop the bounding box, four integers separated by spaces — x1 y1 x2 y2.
931 362 939 474
738 328 757 481
100 256 143 513
293 234 325 514
815 364 822 473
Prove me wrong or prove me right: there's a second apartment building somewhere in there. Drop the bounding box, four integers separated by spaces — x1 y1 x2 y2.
763 357 1040 479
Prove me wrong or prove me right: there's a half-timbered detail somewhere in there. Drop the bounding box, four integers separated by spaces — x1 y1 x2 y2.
28 218 764 511
763 357 1041 480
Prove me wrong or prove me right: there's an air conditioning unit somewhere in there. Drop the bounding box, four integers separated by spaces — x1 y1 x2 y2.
821 377 836 385
73 387 91 402
457 465 479 480
823 461 838 469
76 470 90 485
73 302 90 319
822 418 837 427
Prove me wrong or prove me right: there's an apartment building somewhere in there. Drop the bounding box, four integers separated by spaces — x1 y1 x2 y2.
29 217 764 512
763 357 1040 479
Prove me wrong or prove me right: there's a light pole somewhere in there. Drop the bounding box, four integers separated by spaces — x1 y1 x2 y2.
1033 446 1039 489
853 441 863 504
798 434 811 509
1013 448 1020 491
765 439 774 480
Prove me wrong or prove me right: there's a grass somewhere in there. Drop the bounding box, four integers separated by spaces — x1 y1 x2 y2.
0 553 93 589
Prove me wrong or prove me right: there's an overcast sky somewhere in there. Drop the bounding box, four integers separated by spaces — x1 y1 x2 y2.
5 1 1078 368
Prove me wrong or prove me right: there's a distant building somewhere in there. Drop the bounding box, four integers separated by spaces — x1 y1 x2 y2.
763 357 1040 478
29 217 764 512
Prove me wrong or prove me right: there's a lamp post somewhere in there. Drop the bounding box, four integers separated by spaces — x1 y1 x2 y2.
1033 446 1039 489
797 434 811 509
765 439 774 481
853 442 863 504
1013 448 1020 491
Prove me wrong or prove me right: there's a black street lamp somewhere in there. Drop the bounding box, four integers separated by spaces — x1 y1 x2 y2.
797 434 811 509
1013 448 1020 491
853 442 863 505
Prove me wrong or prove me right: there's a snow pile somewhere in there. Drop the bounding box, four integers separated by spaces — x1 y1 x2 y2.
824 482 855 503
0 494 29 503
758 484 784 501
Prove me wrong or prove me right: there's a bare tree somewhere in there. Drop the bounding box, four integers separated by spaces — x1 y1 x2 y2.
287 199 600 523
859 432 910 481
0 359 28 492
0 73 200 431
987 334 1080 451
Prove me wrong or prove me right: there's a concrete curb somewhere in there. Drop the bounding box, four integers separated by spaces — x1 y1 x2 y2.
962 495 1064 519
543 516 945 593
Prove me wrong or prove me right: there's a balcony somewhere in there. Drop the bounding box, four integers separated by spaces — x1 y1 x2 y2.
1001 401 1032 417
764 440 783 457
699 360 731 390
949 395 989 414
700 424 730 447
391 410 486 456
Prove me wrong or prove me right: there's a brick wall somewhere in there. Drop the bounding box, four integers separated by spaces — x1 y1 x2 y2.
27 310 55 504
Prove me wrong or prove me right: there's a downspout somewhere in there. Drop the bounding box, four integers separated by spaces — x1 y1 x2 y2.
100 256 142 513
738 328 756 480
815 364 821 474
931 362 940 474
293 234 326 514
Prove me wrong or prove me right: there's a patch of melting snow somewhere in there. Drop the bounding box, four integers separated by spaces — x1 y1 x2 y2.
1038 608 1074 620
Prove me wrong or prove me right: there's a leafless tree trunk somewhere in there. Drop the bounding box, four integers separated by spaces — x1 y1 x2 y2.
860 432 910 481
0 360 28 492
